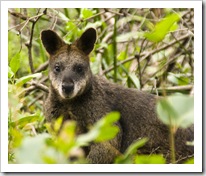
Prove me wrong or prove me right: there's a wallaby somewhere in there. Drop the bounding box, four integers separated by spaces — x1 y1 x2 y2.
41 28 194 164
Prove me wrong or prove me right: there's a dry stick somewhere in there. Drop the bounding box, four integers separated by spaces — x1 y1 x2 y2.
34 61 49 73
143 85 193 94
28 93 44 107
24 77 49 96
143 51 184 86
8 10 47 31
102 33 192 75
135 39 146 89
31 81 49 93
8 10 36 22
25 9 47 73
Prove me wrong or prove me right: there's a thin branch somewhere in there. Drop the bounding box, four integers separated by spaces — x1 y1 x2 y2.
102 33 192 75
34 61 49 73
143 85 193 94
143 51 184 85
8 10 36 22
25 9 47 73
31 81 49 93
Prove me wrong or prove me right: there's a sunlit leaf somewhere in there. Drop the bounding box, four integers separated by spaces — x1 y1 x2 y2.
144 13 180 43
115 138 148 164
8 66 14 79
128 72 140 89
124 138 148 157
76 112 120 146
10 53 20 75
10 114 40 129
156 94 194 129
184 157 194 164
15 73 42 87
80 8 95 19
167 72 190 85
15 134 50 164
135 154 166 164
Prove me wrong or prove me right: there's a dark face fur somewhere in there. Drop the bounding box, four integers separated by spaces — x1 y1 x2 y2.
41 28 97 100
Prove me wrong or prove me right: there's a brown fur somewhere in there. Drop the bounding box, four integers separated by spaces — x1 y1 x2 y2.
41 28 194 164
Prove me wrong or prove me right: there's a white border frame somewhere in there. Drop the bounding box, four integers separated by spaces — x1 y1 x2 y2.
1 0 202 173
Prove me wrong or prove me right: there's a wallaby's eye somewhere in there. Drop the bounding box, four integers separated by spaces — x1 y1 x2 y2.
54 64 61 73
75 65 84 74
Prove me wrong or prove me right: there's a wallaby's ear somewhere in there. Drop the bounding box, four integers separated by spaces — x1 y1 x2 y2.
75 28 97 55
41 30 65 55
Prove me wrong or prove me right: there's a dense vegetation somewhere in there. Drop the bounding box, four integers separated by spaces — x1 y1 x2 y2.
8 8 194 164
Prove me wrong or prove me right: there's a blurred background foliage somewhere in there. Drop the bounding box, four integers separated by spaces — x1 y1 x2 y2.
8 8 194 164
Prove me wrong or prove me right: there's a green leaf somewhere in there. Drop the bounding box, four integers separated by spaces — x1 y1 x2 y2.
8 66 14 79
184 157 194 164
167 73 190 85
15 73 42 87
10 114 40 129
117 51 127 61
10 53 20 75
144 13 180 43
115 138 148 164
128 72 140 89
76 112 120 146
15 134 50 164
124 138 148 157
156 94 194 129
80 8 94 19
135 154 166 164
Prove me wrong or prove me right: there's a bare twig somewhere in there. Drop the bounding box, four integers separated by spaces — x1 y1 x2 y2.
8 10 36 22
102 33 192 75
35 61 49 73
143 85 193 94
31 81 49 93
25 9 47 73
143 51 184 85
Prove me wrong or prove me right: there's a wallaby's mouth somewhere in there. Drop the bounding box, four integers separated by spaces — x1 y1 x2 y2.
58 81 86 100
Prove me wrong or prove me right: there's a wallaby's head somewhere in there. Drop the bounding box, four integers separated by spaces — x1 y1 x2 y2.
41 28 97 100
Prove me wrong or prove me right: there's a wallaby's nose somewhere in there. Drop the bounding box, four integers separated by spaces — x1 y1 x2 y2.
62 80 74 94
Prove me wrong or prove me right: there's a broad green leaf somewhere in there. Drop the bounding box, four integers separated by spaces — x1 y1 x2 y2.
115 138 148 164
95 125 119 142
76 112 120 146
124 138 148 157
184 157 194 164
15 134 50 164
10 114 40 129
128 72 140 89
135 154 166 164
10 53 20 75
15 73 42 87
45 116 64 136
117 51 127 61
80 8 95 19
8 66 14 79
156 94 194 129
144 13 180 43
167 72 190 85
55 121 76 154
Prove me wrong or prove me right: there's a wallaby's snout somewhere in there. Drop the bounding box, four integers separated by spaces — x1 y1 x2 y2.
62 75 74 96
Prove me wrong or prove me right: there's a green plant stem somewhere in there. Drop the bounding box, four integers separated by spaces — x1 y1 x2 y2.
169 126 176 164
